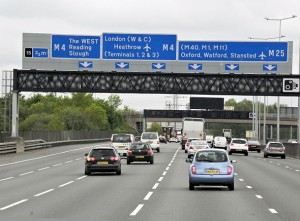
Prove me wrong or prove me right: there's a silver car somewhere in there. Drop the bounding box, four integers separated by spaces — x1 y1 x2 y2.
264 142 286 159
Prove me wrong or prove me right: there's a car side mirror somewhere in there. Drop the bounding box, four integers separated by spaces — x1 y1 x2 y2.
231 159 237 163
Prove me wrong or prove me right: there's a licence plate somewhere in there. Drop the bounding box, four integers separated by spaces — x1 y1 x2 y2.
205 170 220 175
98 161 108 164
251 146 256 148
135 156 144 159
236 149 242 151
117 146 125 148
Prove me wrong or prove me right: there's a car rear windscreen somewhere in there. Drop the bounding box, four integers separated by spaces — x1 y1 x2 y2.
112 134 131 142
142 133 157 139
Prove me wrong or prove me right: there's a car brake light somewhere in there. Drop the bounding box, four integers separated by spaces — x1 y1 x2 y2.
227 165 233 175
148 150 153 155
230 143 234 146
110 156 119 161
245 144 248 147
192 165 196 175
186 142 190 146
87 156 95 161
127 150 132 155
157 141 160 144
189 146 193 149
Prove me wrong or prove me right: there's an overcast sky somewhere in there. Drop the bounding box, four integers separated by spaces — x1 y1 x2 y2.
0 0 299 110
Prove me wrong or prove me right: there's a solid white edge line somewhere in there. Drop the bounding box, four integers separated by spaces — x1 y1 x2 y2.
144 192 153 200
38 167 50 171
0 177 14 182
269 209 278 214
256 195 263 199
34 189 55 197
152 183 159 190
58 181 74 187
158 177 164 182
19 171 34 176
162 171 167 176
130 204 144 216
0 199 28 210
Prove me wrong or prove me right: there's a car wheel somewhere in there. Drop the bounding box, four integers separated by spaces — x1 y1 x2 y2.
189 182 195 190
150 158 154 164
281 155 286 159
257 150 261 153
157 148 160 153
185 150 187 153
245 152 248 156
264 153 268 158
85 169 91 176
127 160 131 164
229 151 232 155
116 169 121 175
182 146 185 150
228 183 234 191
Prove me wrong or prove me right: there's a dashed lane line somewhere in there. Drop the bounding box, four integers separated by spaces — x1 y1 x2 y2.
130 204 144 216
143 192 153 201
269 209 278 214
152 183 159 190
19 171 34 176
58 181 74 187
0 199 28 210
158 177 164 182
34 189 55 197
0 177 14 182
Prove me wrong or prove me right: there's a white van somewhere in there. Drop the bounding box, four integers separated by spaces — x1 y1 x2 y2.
111 133 135 157
213 136 227 150
141 132 160 152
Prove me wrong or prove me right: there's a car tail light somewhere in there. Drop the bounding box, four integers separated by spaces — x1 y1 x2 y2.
87 156 95 162
244 144 248 147
110 156 119 161
157 141 160 144
127 150 132 155
191 165 196 175
147 150 153 155
189 146 194 149
230 143 234 146
186 142 190 146
227 165 233 175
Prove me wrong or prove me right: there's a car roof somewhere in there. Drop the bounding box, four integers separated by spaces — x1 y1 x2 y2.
90 146 115 150
196 148 227 153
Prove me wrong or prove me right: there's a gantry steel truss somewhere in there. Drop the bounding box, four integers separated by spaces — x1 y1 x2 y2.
13 69 300 96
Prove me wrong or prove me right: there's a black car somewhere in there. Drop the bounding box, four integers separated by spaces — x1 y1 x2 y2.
84 147 122 175
127 142 154 164
159 136 167 144
248 140 261 153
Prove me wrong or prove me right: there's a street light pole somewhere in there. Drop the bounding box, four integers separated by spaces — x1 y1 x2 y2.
265 15 297 142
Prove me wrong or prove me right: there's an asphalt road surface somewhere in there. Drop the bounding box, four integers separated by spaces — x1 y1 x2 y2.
0 142 300 221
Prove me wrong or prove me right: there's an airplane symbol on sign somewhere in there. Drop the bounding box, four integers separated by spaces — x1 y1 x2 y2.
258 52 267 60
143 44 151 51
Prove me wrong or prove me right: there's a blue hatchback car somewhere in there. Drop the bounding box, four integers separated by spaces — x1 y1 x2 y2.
187 149 236 191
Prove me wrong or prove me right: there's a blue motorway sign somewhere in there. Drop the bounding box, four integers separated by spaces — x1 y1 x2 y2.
102 33 177 60
179 41 288 62
52 35 100 59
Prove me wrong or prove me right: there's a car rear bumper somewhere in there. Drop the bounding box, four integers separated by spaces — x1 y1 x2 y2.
265 151 285 156
85 164 120 172
189 174 234 185
229 149 248 153
128 155 153 162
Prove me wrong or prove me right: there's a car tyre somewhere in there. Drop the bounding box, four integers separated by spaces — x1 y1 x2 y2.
185 149 187 153
264 153 268 158
281 155 286 159
127 160 131 164
228 183 234 191
257 150 261 153
229 151 232 155
116 169 121 175
245 152 248 156
189 182 195 190
85 169 91 176
150 158 154 164
157 148 160 153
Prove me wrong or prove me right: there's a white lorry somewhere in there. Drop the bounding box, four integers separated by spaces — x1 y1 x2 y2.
181 117 205 150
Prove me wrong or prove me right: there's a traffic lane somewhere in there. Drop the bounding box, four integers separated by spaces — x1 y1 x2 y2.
0 145 178 220
231 153 300 221
129 147 282 221
0 143 108 179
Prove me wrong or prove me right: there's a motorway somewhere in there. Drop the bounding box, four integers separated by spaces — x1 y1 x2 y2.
0 142 300 221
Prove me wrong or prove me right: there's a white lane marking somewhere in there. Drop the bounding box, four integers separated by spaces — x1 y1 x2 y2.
246 186 252 189
269 209 278 214
0 146 95 167
295 170 300 172
152 183 159 190
0 177 14 182
65 160 73 164
239 179 244 182
285 166 289 169
130 204 144 216
75 158 82 161
158 177 164 182
77 176 87 180
34 189 55 197
38 167 50 171
166 167 170 171
0 199 28 210
144 192 153 200
234 173 238 176
58 181 74 187
276 163 281 166
53 163 63 167
256 195 263 199
162 171 167 176
269 161 273 163
168 163 172 166
19 171 34 176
